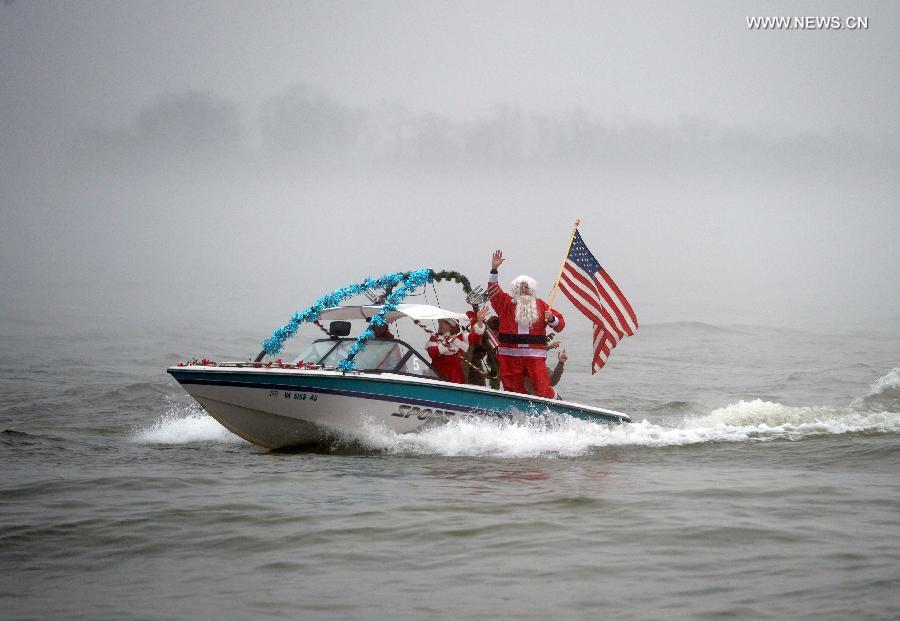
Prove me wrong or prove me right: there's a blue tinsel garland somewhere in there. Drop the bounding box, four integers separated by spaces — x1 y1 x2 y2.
335 269 433 372
262 269 434 372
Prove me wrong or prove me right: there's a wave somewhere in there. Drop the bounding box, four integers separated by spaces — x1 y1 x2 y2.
649 400 707 414
640 321 745 335
1 429 41 447
131 403 246 445
868 367 900 396
855 367 900 411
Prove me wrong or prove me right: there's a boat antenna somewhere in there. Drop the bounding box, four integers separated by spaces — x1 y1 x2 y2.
431 281 441 308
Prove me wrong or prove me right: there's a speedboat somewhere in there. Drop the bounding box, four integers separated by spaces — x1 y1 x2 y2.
167 303 630 449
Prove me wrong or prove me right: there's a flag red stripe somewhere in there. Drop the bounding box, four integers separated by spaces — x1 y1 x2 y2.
565 263 631 338
565 279 625 344
560 269 625 341
562 263 602 305
597 336 612 357
589 271 635 337
598 268 638 327
558 276 605 327
591 327 610 374
559 287 622 349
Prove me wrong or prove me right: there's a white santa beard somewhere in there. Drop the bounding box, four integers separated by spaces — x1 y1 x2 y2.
514 294 540 326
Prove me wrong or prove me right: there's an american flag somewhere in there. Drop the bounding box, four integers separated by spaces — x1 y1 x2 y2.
558 230 637 373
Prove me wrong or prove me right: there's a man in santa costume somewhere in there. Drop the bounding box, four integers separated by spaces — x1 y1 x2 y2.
488 249 565 398
426 308 488 384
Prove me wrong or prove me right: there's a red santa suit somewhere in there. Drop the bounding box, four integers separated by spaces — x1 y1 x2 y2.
488 272 565 398
426 319 485 384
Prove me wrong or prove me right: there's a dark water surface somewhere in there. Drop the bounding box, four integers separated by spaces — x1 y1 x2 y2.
2 287 899 620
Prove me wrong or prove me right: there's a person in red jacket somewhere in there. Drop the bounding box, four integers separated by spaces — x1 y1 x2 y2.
488 249 565 398
426 309 488 383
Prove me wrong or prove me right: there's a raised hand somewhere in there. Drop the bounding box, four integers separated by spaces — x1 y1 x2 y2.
476 306 490 325
558 349 568 363
491 250 504 270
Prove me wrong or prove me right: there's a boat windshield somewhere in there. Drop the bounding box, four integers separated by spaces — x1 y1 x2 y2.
297 340 336 363
300 338 440 379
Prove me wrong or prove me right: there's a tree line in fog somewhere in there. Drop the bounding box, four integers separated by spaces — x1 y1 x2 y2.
71 83 896 173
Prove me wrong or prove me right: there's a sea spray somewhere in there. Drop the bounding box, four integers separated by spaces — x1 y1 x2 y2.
848 368 900 412
132 403 245 445
869 368 900 395
346 403 900 458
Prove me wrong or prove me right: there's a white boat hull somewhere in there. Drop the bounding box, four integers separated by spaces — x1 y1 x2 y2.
169 366 629 449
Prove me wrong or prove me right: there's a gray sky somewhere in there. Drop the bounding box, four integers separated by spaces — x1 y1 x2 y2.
1 0 898 331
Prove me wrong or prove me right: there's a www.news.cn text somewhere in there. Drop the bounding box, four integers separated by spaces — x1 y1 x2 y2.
747 16 869 30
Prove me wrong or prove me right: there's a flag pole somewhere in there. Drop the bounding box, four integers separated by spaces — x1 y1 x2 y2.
547 219 581 312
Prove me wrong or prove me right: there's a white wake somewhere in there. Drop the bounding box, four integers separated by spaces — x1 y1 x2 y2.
139 369 900 456
349 401 900 458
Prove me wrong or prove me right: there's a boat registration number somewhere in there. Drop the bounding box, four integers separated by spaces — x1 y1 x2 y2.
268 390 318 402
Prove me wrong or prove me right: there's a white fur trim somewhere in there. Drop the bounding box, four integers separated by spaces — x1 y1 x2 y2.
497 347 547 358
437 342 457 355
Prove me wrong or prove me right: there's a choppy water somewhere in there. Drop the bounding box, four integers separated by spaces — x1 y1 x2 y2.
2 294 899 620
